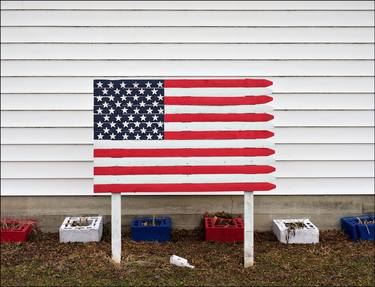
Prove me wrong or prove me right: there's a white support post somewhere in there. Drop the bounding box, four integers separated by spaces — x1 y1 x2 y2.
244 191 254 267
111 193 122 264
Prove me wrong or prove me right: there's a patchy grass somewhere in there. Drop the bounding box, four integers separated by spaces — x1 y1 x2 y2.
1 226 374 286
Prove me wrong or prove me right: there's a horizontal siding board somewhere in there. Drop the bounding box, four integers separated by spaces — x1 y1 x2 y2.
2 1 374 10
1 94 92 110
2 60 374 77
1 111 374 127
275 127 374 144
1 145 94 161
274 177 374 195
1 161 373 178
2 93 373 111
1 128 93 144
2 10 374 26
1 127 373 144
274 111 374 127
1 144 373 161
2 27 374 43
1 161 94 178
273 93 375 110
1 177 373 195
2 43 374 60
1 178 95 196
2 77 374 93
277 144 374 161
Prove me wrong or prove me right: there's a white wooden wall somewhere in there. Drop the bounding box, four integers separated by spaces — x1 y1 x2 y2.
1 1 374 195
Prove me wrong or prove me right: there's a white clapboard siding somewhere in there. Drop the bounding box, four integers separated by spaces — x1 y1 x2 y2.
1 144 374 162
1 127 374 145
1 128 93 144
1 77 374 93
1 178 373 196
2 60 374 77
275 128 374 144
1 110 374 127
2 11 374 26
276 144 374 161
2 27 374 43
2 93 373 111
2 1 374 10
272 94 374 110
1 161 373 179
2 44 374 60
1 1 374 196
1 145 94 161
1 27 374 45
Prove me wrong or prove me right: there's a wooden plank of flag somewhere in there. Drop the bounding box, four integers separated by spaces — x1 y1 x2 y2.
93 78 275 193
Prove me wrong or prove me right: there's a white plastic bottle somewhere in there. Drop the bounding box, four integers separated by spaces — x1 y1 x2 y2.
169 255 195 269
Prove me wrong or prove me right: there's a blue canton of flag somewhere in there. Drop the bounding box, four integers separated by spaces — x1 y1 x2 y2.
94 80 165 140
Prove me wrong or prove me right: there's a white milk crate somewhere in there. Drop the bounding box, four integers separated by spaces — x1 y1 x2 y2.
272 218 319 244
59 216 103 243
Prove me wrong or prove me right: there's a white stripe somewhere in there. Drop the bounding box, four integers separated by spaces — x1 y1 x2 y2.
94 174 275 184
94 139 274 149
165 122 274 131
165 104 273 114
94 156 275 167
165 88 272 96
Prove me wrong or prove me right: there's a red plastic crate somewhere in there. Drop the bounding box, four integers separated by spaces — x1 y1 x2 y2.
0 219 34 243
204 217 244 243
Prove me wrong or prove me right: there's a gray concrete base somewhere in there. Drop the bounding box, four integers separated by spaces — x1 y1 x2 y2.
1 195 374 232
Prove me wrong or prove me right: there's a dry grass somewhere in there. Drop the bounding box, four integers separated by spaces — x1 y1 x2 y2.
1 226 374 286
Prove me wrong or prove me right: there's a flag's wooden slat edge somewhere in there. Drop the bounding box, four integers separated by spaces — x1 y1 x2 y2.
94 165 275 175
164 130 274 139
164 78 273 88
94 147 275 157
94 182 276 193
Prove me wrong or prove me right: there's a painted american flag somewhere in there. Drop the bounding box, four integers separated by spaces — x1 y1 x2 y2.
93 79 275 193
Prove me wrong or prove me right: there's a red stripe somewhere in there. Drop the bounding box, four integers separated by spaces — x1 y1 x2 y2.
164 79 273 88
165 113 274 122
164 96 273 106
94 182 276 193
94 148 274 157
164 131 274 140
94 165 275 175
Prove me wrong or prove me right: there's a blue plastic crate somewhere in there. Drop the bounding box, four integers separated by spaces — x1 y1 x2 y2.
341 215 374 241
357 220 375 241
341 216 360 241
131 217 171 242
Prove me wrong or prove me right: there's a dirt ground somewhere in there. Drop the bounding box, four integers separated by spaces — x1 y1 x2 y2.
1 226 374 286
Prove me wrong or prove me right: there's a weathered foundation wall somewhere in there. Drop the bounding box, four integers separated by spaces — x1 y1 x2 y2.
1 195 374 232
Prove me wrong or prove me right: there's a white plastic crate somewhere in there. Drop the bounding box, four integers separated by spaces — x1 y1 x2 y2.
59 216 103 243
273 218 319 244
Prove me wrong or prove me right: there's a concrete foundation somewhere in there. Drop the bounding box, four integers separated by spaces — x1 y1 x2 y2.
1 195 374 232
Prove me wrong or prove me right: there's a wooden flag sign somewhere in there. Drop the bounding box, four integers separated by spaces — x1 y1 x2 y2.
93 79 275 194
93 78 275 267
